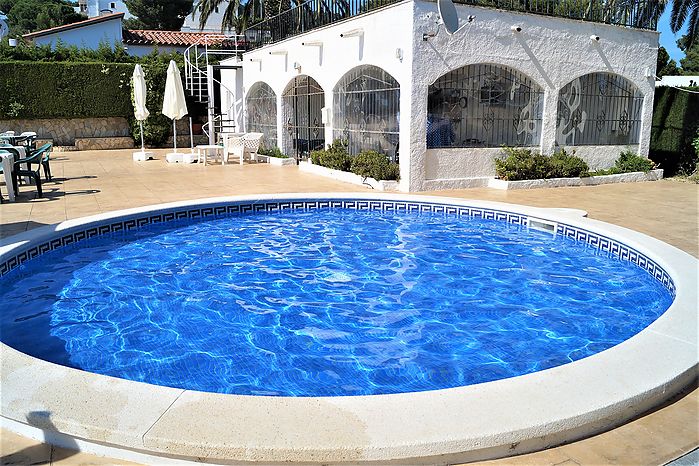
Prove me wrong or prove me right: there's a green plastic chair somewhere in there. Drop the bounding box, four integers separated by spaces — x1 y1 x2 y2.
12 145 48 198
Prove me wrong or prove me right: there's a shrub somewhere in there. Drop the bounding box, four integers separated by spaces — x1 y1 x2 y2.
548 149 589 178
258 146 287 158
495 147 589 181
350 150 400 181
494 147 552 181
614 150 655 173
310 139 352 171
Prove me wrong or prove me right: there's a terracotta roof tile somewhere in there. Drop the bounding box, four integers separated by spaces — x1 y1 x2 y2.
122 30 230 46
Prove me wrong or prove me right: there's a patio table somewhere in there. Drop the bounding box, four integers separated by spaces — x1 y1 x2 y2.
196 144 224 166
0 151 15 202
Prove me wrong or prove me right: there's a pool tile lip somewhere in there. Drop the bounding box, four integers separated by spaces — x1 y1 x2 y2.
0 193 696 464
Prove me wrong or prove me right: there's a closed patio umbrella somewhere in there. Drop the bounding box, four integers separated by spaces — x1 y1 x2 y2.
131 64 154 161
162 60 188 160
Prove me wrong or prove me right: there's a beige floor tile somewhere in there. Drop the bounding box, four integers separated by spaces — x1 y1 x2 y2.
0 148 697 464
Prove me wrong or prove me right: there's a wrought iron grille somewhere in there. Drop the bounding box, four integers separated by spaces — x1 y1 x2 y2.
450 0 661 30
282 75 326 159
556 72 643 146
246 82 278 148
241 0 659 52
333 65 400 159
427 63 544 149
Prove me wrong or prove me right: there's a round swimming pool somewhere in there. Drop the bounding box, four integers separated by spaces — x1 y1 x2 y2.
0 202 673 397
0 194 695 465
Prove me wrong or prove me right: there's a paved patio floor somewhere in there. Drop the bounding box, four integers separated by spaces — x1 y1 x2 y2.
1 149 697 465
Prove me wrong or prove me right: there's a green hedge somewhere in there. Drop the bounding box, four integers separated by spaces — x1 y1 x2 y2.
650 87 699 176
0 61 134 119
0 60 206 147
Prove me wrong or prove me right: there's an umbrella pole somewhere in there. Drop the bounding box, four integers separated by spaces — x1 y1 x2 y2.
189 117 194 154
139 121 145 152
173 119 177 153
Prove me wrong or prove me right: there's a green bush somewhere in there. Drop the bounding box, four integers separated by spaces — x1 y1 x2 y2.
548 149 590 178
310 139 352 171
588 150 655 176
614 150 655 173
350 150 400 181
495 147 552 181
257 146 287 158
650 86 699 176
495 147 589 181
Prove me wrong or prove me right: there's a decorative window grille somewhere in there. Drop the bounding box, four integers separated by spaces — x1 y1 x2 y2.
333 65 400 159
427 63 544 149
246 82 277 148
282 75 325 159
556 73 643 146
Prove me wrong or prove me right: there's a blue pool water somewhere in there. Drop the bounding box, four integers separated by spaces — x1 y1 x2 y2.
0 208 672 396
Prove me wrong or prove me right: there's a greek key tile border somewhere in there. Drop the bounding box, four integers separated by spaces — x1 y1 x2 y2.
0 199 675 295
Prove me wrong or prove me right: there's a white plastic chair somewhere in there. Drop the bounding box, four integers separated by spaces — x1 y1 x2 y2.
221 133 245 165
231 133 264 165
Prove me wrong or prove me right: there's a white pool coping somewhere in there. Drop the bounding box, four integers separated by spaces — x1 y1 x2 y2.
1 193 697 465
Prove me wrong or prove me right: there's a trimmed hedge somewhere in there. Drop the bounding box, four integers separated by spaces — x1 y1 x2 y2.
0 61 133 119
650 87 699 176
0 60 205 147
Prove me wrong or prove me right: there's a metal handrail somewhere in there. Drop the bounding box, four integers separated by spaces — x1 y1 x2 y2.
183 40 246 142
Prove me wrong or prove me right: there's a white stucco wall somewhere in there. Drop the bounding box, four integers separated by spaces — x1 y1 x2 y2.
407 2 658 191
232 0 414 182
33 17 123 49
222 0 658 192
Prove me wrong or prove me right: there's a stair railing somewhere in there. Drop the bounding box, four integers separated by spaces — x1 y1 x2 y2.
183 37 246 143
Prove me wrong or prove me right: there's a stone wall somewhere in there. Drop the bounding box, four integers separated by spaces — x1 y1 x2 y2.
0 117 130 146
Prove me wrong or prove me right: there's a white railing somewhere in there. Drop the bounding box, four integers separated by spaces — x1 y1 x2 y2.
183 38 246 144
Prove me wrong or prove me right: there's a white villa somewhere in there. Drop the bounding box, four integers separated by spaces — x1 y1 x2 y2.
210 0 659 192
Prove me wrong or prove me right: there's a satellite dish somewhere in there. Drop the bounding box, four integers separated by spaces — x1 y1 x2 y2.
437 0 459 35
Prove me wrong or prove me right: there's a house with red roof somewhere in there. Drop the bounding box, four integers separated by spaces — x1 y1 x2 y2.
22 13 231 56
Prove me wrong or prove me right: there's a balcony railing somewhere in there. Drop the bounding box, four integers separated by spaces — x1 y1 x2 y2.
241 0 660 51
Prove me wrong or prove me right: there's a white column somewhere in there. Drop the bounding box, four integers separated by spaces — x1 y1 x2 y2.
323 89 334 149
539 87 559 155
637 86 655 157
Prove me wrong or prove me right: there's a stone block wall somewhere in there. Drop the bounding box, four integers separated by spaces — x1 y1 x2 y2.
0 117 131 146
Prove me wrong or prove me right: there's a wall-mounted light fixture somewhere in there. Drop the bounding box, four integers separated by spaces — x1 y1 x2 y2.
510 25 522 33
269 50 288 56
301 41 323 46
395 48 403 61
590 35 600 42
340 28 364 38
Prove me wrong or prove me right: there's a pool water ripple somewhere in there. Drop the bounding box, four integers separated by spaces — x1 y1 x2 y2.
0 208 672 396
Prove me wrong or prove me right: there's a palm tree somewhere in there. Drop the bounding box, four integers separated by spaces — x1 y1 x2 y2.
670 0 698 47
194 0 262 33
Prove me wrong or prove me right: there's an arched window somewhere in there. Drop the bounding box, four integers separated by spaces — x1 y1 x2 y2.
282 75 325 159
246 82 277 148
333 65 400 159
427 64 544 148
556 73 643 146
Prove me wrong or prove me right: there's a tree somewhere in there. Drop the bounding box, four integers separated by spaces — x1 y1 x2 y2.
657 46 680 77
678 35 699 74
0 0 85 36
670 0 698 49
123 0 194 30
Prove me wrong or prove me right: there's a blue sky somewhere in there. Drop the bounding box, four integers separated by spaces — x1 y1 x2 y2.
658 7 688 62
